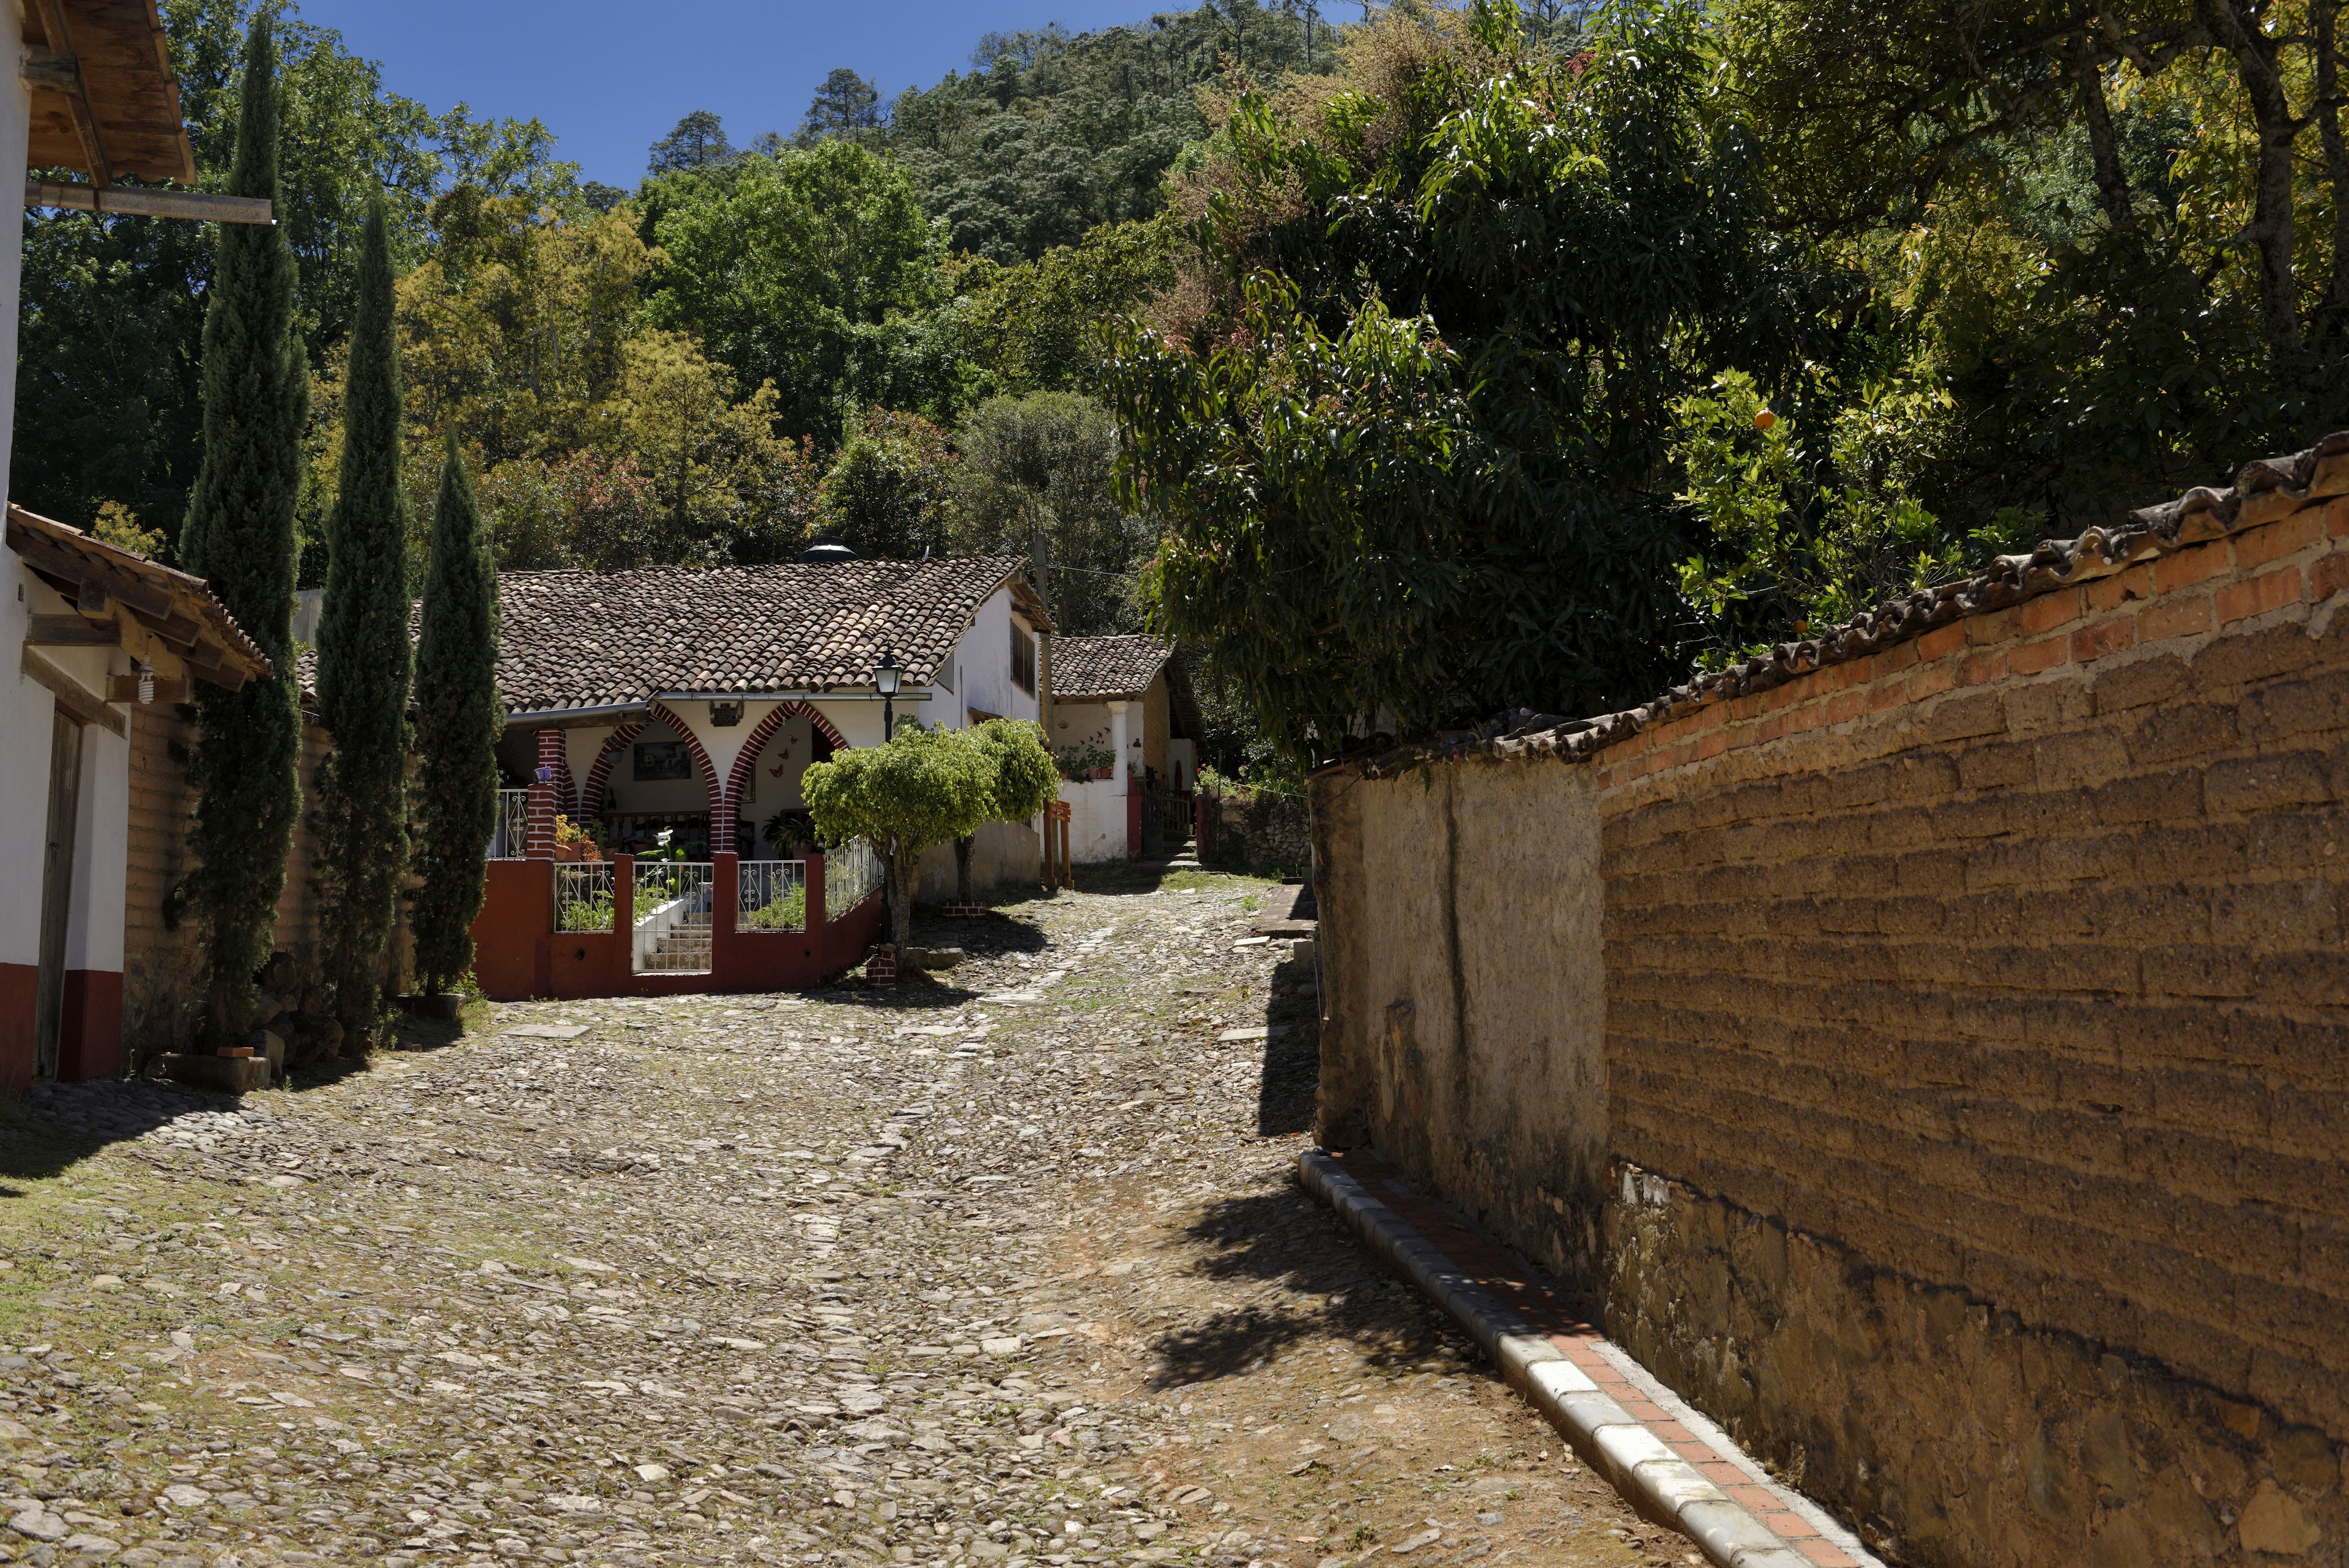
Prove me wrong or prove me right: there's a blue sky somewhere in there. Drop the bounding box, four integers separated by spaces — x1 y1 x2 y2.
297 0 1171 190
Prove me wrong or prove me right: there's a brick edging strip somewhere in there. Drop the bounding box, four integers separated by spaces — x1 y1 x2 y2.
1299 1148 1872 1568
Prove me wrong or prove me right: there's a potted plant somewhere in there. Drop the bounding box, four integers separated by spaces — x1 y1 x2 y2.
551 815 604 863
762 810 819 857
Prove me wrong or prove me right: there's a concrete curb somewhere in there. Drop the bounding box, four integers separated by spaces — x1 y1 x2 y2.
1297 1149 1838 1568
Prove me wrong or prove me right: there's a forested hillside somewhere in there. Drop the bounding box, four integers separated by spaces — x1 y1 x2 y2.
23 0 2349 774
13 0 1313 640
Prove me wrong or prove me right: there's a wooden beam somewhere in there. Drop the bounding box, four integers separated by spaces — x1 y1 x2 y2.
24 614 118 646
108 674 190 705
26 1 109 188
6 517 175 620
18 47 77 91
21 645 124 737
25 180 275 225
183 649 248 692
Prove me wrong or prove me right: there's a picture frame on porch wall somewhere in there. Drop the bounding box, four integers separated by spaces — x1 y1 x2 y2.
634 740 692 781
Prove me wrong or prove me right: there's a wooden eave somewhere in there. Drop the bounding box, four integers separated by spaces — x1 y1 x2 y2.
1004 570 1056 635
21 0 196 186
6 504 268 690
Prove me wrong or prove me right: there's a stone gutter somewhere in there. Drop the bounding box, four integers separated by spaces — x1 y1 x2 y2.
1299 1148 1883 1568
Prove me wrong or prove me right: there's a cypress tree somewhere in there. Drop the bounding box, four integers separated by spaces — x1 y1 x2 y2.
177 17 307 1050
312 196 414 1039
409 437 503 995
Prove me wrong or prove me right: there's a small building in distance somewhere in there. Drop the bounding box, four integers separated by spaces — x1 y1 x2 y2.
1048 635 1203 861
461 552 1055 1000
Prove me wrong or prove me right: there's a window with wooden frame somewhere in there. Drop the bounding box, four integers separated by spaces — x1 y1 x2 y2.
1010 623 1036 695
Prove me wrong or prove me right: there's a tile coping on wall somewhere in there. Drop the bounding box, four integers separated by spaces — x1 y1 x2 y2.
1316 429 2349 786
1300 1148 1884 1568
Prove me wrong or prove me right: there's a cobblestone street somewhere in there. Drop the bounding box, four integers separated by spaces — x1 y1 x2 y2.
1 871 1671 1568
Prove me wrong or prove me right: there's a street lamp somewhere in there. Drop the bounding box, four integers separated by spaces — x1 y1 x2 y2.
875 648 903 740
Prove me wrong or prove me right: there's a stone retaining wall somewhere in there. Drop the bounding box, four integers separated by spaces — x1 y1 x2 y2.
1310 459 2349 1567
1206 788 1313 875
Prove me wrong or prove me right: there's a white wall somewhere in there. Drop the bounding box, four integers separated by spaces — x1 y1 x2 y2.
915 819 1038 900
0 4 39 975
1060 778 1129 863
1050 700 1119 761
952 590 1042 726
0 559 58 971
65 719 127 972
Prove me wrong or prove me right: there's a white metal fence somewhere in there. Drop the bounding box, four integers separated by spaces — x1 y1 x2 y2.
738 860 808 932
554 864 614 932
829 838 884 912
488 788 530 859
634 861 715 973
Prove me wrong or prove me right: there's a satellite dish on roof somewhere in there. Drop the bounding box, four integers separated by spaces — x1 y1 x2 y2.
800 537 856 564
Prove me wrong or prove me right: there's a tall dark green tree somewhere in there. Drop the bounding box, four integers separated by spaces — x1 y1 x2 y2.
797 68 885 143
312 196 415 1039
177 15 308 1050
408 437 503 997
647 110 733 174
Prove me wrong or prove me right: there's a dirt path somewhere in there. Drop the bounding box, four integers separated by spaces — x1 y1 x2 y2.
0 869 1680 1568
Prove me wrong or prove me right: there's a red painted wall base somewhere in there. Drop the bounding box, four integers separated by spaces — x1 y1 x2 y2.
0 962 34 1098
59 970 123 1081
470 852 886 1003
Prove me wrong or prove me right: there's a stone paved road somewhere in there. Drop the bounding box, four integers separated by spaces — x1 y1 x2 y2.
0 870 1679 1568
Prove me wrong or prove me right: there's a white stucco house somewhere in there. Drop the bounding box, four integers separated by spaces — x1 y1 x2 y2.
484 551 1055 899
1047 635 1203 861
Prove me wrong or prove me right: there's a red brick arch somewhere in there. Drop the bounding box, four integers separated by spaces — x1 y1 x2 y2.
647 700 726 819
580 718 647 819
723 700 850 820
581 707 724 822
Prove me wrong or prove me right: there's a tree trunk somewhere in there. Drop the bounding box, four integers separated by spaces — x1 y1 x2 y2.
955 835 974 904
886 844 921 954
2073 34 2132 228
2320 0 2349 322
2201 0 2306 357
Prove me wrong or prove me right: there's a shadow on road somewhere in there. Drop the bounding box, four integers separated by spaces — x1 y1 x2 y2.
1145 1187 1454 1389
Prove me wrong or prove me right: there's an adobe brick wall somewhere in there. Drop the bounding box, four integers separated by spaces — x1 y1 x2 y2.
1310 485 2349 1566
124 704 328 1062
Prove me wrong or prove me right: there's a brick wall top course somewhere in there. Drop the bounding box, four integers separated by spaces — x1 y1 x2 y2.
1320 430 2349 791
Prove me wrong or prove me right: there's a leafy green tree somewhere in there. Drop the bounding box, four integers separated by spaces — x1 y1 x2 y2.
178 15 309 1050
639 139 963 440
820 408 961 559
955 719 1059 904
647 110 733 174
13 0 562 549
803 724 996 954
312 198 415 1040
409 437 504 997
956 392 1146 634
798 68 886 144
955 215 1179 394
1112 1 1800 759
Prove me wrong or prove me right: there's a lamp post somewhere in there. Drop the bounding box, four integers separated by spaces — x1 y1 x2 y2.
875 648 903 741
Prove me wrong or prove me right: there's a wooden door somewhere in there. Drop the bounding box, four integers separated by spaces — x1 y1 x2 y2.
34 707 83 1081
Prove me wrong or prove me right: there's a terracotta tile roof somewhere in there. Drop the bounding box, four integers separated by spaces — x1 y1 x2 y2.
1330 431 2349 775
1052 634 1176 699
6 504 270 686
361 555 1036 718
